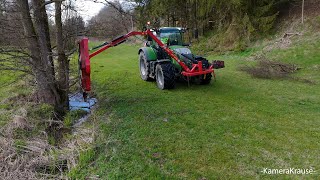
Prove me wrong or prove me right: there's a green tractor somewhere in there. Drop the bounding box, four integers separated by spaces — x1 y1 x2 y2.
78 26 224 94
138 27 223 89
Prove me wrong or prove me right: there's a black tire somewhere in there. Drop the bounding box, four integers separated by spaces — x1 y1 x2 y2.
155 63 175 89
139 52 152 81
200 73 212 85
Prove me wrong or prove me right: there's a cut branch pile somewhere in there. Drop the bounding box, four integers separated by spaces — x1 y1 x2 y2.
241 56 299 79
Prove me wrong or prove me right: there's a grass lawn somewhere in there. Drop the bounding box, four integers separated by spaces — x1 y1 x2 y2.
70 40 320 179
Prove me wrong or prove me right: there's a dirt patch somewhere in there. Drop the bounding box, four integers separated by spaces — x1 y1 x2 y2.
240 56 299 79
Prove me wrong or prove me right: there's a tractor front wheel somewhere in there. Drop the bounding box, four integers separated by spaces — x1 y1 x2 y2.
155 63 175 89
139 52 152 81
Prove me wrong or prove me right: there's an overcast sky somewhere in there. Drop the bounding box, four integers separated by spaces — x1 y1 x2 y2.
75 0 105 22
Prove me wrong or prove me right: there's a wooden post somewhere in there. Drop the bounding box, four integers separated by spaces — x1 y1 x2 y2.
302 0 304 24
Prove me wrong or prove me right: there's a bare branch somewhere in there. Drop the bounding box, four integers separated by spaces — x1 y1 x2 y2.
90 0 136 19
41 0 65 8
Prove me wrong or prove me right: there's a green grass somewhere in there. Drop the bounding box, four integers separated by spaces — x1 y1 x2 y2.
13 139 27 154
64 110 88 128
0 70 29 127
70 39 320 179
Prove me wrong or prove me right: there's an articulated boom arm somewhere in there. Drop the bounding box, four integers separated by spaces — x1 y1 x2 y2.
89 31 147 59
78 29 219 93
78 31 147 93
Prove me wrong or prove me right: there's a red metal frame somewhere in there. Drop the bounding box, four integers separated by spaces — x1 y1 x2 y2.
79 38 91 92
78 29 215 92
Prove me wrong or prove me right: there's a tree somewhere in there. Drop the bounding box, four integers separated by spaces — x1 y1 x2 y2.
63 15 86 50
14 0 69 117
130 0 290 50
87 1 132 38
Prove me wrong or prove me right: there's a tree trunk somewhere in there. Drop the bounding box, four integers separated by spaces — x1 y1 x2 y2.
32 0 61 106
18 0 58 104
55 1 70 116
18 0 68 118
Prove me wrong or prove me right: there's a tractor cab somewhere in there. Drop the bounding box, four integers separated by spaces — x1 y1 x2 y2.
147 27 187 47
148 27 192 57
158 27 184 46
147 27 196 68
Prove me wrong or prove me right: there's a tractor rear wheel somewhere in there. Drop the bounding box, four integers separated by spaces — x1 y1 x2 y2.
155 63 175 89
139 52 152 81
199 73 212 85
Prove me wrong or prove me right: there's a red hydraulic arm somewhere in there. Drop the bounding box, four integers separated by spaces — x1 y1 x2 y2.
78 29 218 93
89 31 146 59
78 31 146 92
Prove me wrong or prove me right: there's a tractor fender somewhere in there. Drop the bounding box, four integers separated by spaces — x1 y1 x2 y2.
138 47 157 61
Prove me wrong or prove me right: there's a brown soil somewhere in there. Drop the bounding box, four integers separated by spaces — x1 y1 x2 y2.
240 56 299 79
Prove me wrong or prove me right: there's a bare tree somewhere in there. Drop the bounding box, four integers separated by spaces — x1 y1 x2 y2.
63 15 86 49
87 1 132 39
8 0 70 117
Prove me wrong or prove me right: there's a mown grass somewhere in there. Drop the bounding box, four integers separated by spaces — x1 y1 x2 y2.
69 37 320 179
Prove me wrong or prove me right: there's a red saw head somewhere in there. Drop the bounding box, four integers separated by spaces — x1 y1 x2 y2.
78 38 91 92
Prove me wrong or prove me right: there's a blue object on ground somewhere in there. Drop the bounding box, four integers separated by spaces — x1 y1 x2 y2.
69 92 97 112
